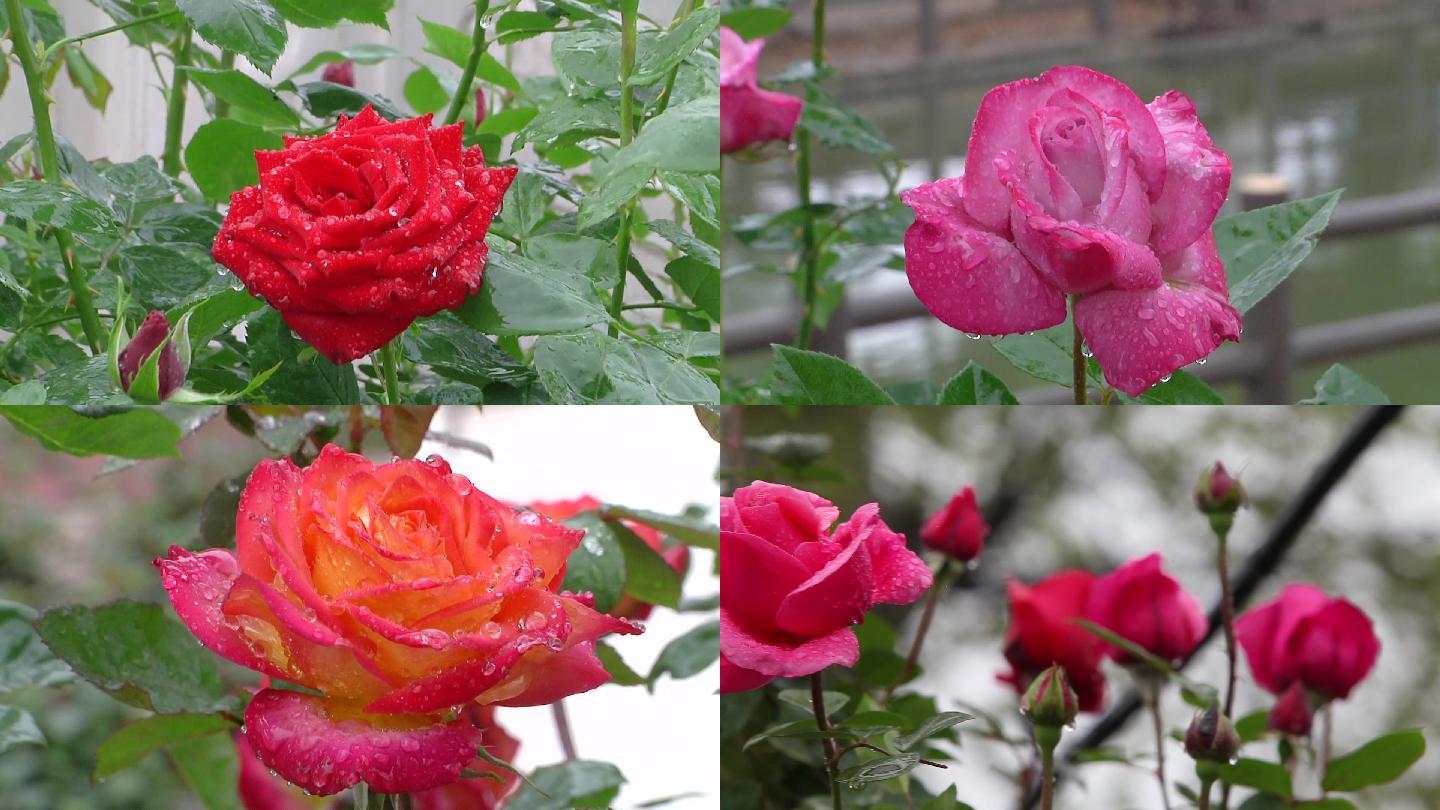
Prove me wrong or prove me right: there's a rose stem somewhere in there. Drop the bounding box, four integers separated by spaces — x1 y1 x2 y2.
1144 683 1174 810
213 51 235 118
552 699 578 761
883 557 952 704
650 0 702 119
793 0 827 351
378 340 402 404
1214 514 1237 810
811 672 844 810
4 0 106 352
1039 743 1055 810
605 0 640 337
1198 777 1214 810
1321 705 1333 798
161 28 190 177
37 9 180 66
1070 296 1087 404
442 1 491 127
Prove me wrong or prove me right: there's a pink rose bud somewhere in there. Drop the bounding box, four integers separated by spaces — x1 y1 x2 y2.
921 485 989 562
901 67 1239 396
720 27 802 154
322 60 355 87
1267 681 1313 736
719 481 932 693
474 86 486 128
1196 461 1246 516
118 310 184 400
1086 553 1207 665
1185 704 1241 762
1022 664 1078 729
1236 584 1380 703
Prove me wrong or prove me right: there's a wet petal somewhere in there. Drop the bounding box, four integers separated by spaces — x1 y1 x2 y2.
775 535 873 637
1148 90 1231 255
153 546 289 682
833 504 932 606
720 653 773 694
719 608 859 679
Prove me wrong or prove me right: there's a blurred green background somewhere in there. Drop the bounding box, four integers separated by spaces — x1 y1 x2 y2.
722 405 1440 809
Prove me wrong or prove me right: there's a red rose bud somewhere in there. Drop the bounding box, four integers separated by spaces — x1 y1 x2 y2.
1022 664 1078 729
1196 462 1246 531
1268 681 1313 736
1185 705 1241 762
921 485 989 562
321 60 355 87
118 310 184 400
1086 553 1207 666
474 86 486 128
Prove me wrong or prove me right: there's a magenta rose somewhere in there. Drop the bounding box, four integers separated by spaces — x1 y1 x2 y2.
1086 553 1207 664
902 66 1239 396
1236 584 1380 703
720 27 803 155
719 481 932 693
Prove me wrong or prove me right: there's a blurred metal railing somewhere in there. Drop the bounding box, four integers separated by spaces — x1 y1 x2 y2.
723 183 1440 403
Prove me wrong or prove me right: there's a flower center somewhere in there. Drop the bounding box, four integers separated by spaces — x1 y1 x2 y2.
1039 109 1106 209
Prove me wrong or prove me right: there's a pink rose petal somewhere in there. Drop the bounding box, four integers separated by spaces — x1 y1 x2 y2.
1147 90 1232 256
719 608 859 679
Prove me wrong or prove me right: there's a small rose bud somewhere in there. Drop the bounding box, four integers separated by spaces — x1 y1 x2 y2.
1184 704 1241 762
921 486 990 563
1268 681 1314 736
1022 664 1078 730
118 310 184 400
322 60 355 88
474 86 486 128
1196 461 1246 516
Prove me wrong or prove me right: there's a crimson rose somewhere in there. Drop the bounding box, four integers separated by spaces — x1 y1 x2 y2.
212 106 517 363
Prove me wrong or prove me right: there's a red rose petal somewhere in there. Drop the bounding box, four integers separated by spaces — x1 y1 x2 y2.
153 546 289 682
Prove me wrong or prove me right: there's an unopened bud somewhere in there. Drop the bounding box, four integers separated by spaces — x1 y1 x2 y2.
322 60 355 88
1185 705 1241 762
475 86 486 128
1022 664 1078 730
1268 682 1313 737
1196 462 1246 534
118 310 184 401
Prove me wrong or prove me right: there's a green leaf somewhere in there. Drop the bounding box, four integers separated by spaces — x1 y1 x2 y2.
419 17 474 68
631 6 719 86
174 0 288 74
0 600 73 692
0 706 43 754
0 179 119 236
1216 190 1343 314
292 81 405 120
1134 369 1224 404
937 362 1019 404
65 46 113 111
247 310 361 404
476 106 538 137
578 96 719 230
599 505 717 550
0 380 46 404
409 312 532 390
777 687 851 716
1234 710 1270 743
461 247 609 336
288 43 402 79
475 53 522 95
136 202 224 247
835 753 921 787
894 712 973 752
168 727 243 810
720 7 790 39
992 323 1101 389
1220 758 1293 799
561 513 627 613
403 65 450 115
507 760 626 810
769 345 895 405
664 256 719 321
1299 363 1390 405
34 602 230 714
514 95 617 150
270 0 391 29
95 713 236 781
1322 729 1426 792
0 407 182 458
595 639 645 686
647 619 718 686
494 10 556 42
532 331 718 405
608 520 681 608
552 28 622 89
184 119 285 202
501 174 555 240
181 67 299 126
801 86 893 155
116 244 227 310
172 289 263 347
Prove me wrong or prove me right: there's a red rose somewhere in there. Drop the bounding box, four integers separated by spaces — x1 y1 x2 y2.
1086 553 1207 665
1236 583 1380 702
719 482 932 693
529 495 691 621
156 445 637 795
212 106 517 363
1002 569 1107 712
920 486 989 562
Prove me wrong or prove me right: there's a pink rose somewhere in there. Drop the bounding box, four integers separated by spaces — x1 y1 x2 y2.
1086 553 1207 664
901 66 1239 396
1002 570 1107 712
719 481 932 693
1236 583 1380 703
720 27 803 155
920 485 989 562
